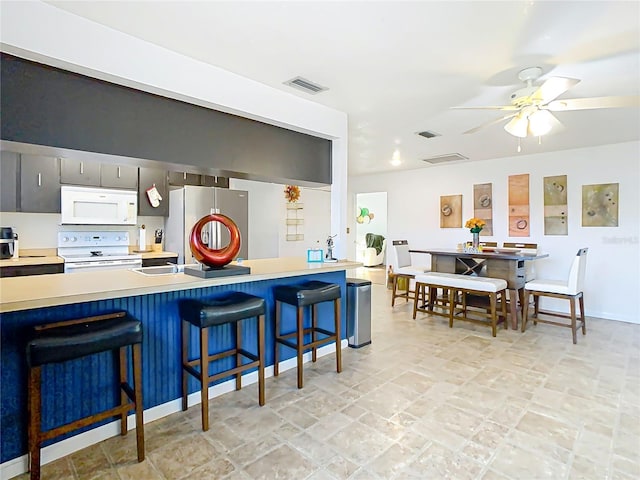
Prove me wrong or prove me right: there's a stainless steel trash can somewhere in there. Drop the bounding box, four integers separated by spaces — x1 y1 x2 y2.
346 278 372 348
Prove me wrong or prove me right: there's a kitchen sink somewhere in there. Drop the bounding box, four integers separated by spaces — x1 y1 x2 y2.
132 264 188 276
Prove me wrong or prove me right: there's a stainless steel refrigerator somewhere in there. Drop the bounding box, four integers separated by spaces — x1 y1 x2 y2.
166 186 249 264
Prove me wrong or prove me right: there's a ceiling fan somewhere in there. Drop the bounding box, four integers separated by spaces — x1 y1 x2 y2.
455 66 640 138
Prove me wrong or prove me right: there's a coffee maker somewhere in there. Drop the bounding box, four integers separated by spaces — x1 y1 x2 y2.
1 227 15 259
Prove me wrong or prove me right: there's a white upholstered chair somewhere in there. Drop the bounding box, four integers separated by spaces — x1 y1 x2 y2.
362 239 386 267
522 248 588 344
387 240 428 306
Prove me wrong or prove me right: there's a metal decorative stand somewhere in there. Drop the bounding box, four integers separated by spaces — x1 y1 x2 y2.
325 234 338 262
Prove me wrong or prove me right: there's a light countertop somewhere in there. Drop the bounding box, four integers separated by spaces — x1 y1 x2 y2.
0 258 360 313
0 248 63 268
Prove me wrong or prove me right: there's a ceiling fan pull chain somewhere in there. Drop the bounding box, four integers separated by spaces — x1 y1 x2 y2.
538 136 542 145
517 138 522 153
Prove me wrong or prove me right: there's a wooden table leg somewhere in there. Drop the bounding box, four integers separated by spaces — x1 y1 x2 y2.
508 288 520 330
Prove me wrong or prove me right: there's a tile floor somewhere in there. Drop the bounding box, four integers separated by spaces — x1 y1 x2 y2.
15 268 640 479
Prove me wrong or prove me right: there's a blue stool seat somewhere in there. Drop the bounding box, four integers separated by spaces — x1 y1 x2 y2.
179 292 266 431
273 281 342 389
26 311 144 480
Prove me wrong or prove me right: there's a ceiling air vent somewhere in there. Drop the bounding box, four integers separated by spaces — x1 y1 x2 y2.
284 76 328 95
422 153 468 164
416 130 441 139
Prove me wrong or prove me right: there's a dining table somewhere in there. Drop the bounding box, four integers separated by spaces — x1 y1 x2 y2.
409 247 549 329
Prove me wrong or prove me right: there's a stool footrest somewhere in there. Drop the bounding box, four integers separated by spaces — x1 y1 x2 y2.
39 401 135 443
276 335 338 352
184 350 260 381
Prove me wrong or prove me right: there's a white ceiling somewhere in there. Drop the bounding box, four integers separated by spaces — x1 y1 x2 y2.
46 1 640 176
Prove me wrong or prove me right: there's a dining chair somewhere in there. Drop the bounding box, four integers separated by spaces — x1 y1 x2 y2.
479 241 498 248
387 240 428 306
503 242 538 281
522 248 588 344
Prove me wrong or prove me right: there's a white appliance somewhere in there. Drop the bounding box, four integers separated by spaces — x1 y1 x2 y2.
57 231 142 273
166 186 249 264
61 186 137 225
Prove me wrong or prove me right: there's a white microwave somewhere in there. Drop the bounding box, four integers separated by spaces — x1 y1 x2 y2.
61 186 138 225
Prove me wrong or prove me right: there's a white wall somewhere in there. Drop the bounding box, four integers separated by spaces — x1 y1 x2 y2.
0 0 348 256
229 179 331 259
349 141 640 323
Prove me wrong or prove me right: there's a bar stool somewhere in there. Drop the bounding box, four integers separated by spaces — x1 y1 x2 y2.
179 292 265 431
26 311 144 480
273 280 342 389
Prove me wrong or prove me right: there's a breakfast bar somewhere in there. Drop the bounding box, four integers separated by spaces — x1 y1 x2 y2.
0 258 358 469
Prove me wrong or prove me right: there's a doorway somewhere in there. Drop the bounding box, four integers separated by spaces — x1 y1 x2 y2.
355 192 388 268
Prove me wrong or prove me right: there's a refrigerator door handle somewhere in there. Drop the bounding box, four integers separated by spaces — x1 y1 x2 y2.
210 208 219 248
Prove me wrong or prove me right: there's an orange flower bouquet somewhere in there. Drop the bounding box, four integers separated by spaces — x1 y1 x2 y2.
465 217 486 233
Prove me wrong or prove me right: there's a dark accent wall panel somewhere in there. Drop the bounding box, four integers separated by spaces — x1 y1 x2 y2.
1 53 332 184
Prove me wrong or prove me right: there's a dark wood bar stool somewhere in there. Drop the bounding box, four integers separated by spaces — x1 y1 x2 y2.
179 292 265 431
273 281 342 389
26 311 144 480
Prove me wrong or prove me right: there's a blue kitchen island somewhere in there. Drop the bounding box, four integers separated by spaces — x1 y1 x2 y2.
0 258 359 476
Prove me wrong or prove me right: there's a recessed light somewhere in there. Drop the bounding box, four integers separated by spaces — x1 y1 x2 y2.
391 149 401 166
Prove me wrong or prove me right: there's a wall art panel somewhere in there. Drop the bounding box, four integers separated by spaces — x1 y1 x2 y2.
440 194 462 228
582 183 619 227
508 173 530 237
473 183 493 236
543 175 568 235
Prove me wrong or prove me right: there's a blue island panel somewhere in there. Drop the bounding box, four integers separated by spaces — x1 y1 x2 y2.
1 271 346 463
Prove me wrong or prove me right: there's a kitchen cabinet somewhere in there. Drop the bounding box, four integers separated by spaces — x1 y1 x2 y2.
101 164 138 189
169 172 228 188
20 154 61 213
61 158 138 190
201 175 229 188
168 171 201 186
60 158 101 186
0 151 19 211
0 263 64 278
138 167 169 216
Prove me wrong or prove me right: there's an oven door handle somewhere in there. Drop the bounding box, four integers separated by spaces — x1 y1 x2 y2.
65 259 142 269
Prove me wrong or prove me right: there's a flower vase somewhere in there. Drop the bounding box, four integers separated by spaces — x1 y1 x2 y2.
472 231 480 250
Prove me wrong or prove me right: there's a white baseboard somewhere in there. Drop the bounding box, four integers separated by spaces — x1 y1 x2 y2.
1 340 346 480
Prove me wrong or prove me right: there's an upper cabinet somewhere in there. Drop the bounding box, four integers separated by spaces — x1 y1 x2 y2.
20 154 61 213
168 171 201 186
0 151 19 211
61 158 138 190
101 164 138 189
138 167 169 217
60 158 101 186
169 171 229 188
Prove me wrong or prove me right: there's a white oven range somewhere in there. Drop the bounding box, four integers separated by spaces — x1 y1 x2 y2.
57 231 142 273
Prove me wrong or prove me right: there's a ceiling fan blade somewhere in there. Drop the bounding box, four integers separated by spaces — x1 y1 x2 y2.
531 76 580 104
452 105 520 111
545 95 640 111
463 112 519 134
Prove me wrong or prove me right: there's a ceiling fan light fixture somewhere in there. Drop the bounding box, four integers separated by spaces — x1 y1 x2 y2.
528 109 553 136
504 114 528 138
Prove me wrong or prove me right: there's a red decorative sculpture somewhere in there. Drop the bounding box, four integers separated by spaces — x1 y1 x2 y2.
189 214 241 268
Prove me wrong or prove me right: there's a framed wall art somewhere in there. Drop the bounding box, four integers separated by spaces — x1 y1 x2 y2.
543 175 568 235
473 183 493 236
582 183 619 227
508 173 530 237
440 194 462 228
